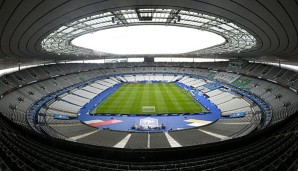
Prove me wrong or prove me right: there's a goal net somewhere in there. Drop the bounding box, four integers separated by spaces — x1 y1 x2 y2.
142 106 155 113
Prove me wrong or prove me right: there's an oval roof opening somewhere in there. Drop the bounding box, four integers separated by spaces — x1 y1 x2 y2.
72 25 225 55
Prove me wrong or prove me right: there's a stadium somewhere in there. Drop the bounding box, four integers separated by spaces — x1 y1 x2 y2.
0 0 298 170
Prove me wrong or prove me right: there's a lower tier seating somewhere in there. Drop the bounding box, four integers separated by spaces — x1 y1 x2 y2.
0 111 298 170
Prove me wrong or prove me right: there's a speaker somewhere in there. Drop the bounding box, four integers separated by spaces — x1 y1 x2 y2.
177 15 181 22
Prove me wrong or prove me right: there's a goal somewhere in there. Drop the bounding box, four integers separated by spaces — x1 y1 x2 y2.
142 106 155 113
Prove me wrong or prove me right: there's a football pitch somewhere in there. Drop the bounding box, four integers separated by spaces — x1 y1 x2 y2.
91 82 206 114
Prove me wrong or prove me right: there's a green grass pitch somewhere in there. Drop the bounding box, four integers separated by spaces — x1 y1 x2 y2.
91 82 206 114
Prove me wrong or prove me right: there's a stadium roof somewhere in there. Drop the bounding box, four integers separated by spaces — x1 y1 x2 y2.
0 0 298 68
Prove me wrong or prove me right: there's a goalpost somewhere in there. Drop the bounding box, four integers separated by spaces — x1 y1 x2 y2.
142 106 156 113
